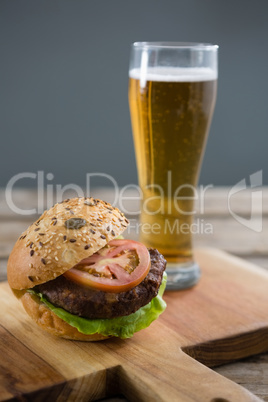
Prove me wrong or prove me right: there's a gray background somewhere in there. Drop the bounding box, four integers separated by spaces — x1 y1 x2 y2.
1 0 267 189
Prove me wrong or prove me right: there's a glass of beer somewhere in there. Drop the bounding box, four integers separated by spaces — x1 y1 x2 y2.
128 42 218 290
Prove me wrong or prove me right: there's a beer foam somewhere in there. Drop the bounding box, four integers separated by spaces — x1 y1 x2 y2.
129 67 217 82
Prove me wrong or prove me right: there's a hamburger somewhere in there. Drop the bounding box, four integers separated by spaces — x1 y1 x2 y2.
7 197 167 341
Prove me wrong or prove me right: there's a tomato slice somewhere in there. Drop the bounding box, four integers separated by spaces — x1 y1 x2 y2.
63 239 151 293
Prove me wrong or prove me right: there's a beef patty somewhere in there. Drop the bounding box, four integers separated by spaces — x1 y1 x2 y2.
35 248 166 319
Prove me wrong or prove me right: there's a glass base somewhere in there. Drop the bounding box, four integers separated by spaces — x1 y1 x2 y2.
165 261 201 290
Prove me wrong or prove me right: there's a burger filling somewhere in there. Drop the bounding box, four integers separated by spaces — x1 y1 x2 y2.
29 239 167 339
35 248 166 319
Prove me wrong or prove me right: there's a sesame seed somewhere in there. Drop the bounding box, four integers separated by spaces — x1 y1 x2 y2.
34 228 40 232
111 230 116 236
84 244 91 250
56 246 61 249
39 242 43 247
41 258 46 265
52 220 57 226
97 218 102 222
69 239 76 243
48 249 51 253
51 217 57 220
29 263 33 268
84 200 95 206
55 256 59 261
90 223 96 227
106 226 110 231
39 233 45 236
100 234 106 239
30 250 34 257
63 235 67 241
90 229 96 234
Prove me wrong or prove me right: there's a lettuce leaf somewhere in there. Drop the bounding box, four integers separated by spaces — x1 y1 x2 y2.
28 272 167 339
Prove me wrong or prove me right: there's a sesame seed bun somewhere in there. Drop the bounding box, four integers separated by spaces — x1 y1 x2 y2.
13 289 109 341
7 197 129 290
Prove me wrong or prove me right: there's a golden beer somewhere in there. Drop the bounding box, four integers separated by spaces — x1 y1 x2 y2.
129 68 217 263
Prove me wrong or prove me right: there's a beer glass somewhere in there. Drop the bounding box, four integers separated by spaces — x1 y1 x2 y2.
128 42 218 290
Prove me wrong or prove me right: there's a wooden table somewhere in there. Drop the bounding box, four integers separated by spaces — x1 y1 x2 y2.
0 187 267 401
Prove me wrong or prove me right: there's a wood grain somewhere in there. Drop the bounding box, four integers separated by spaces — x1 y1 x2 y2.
0 248 267 401
0 324 65 401
216 353 268 402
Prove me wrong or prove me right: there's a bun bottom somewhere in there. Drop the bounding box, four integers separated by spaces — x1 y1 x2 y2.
17 291 109 341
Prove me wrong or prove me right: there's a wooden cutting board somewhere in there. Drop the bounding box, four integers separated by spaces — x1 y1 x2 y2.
1 248 268 402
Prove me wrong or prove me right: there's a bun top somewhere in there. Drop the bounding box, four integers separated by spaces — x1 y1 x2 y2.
7 197 129 290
